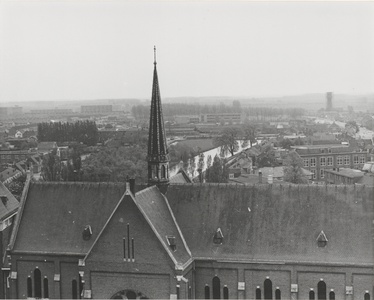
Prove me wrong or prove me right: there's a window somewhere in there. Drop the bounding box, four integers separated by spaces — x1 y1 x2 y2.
327 157 333 166
43 277 49 299
318 281 326 300
320 169 324 179
304 159 309 167
311 169 316 180
344 155 350 165
365 293 370 300
360 155 366 164
354 155 359 164
27 277 32 298
212 277 220 299
34 268 42 298
329 291 335 300
223 286 229 299
161 165 166 178
229 173 234 179
337 156 343 165
264 279 272 300
310 158 316 167
275 288 281 300
213 228 224 245
256 288 261 300
72 280 78 299
320 157 326 166
204 285 210 299
309 290 315 300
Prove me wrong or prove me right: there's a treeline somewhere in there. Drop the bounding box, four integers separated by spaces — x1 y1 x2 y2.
37 121 98 146
131 102 305 120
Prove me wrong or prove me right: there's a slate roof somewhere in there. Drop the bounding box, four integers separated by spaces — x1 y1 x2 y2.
11 182 125 255
0 181 19 220
169 170 192 184
166 183 373 265
134 186 191 268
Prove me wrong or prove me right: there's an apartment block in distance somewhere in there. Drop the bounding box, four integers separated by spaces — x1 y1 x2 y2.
81 105 113 114
200 113 243 123
292 144 370 181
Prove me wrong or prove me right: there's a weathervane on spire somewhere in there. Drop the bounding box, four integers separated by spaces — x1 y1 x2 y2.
154 46 157 65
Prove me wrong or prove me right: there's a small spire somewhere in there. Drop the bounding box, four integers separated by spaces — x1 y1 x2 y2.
154 46 157 65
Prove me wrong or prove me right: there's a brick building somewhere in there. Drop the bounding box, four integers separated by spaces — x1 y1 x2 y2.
3 51 373 299
292 144 370 181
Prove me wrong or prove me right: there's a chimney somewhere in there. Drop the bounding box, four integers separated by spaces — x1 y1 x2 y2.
179 160 184 171
259 171 262 183
129 178 135 195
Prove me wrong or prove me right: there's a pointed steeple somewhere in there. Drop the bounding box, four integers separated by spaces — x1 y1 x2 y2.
147 47 170 192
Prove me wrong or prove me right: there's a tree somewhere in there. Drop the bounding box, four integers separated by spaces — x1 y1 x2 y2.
41 149 62 181
4 173 28 201
197 152 205 183
279 138 294 150
242 123 257 147
345 120 359 136
205 155 228 183
61 148 83 181
283 151 308 184
257 145 278 168
214 127 243 157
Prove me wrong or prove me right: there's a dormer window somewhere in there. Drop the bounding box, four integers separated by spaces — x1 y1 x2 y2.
166 236 176 251
0 195 8 206
82 225 92 241
213 228 224 245
316 230 328 247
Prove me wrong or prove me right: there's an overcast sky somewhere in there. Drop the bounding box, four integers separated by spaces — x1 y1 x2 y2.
0 1 373 103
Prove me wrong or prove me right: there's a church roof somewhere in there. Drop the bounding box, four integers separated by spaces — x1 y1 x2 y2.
166 183 373 266
0 181 19 220
11 182 125 255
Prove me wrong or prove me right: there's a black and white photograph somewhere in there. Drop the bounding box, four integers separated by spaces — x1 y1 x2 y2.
0 1 373 299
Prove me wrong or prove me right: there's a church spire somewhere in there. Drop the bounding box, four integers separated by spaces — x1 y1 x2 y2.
147 47 170 192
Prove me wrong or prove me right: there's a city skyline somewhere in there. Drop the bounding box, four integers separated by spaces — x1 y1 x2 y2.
1 1 373 103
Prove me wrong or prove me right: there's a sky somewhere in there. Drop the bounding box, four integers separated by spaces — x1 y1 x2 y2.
0 1 373 103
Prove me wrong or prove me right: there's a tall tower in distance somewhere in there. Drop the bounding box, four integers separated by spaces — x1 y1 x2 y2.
326 92 333 111
147 47 170 193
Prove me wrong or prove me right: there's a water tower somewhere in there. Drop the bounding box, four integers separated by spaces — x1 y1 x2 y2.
326 92 333 111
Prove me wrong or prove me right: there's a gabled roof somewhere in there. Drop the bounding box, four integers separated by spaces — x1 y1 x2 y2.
0 181 19 220
169 169 192 184
134 186 191 268
166 184 373 265
10 182 125 255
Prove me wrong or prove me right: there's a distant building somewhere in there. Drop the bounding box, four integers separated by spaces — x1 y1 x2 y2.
326 92 333 111
200 113 243 123
324 167 374 185
30 109 73 115
0 106 23 116
175 115 200 124
292 144 370 181
81 105 113 114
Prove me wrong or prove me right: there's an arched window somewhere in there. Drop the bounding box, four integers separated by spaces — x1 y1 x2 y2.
34 268 42 298
309 290 315 300
43 278 49 298
275 288 281 300
161 165 166 178
27 277 32 298
204 285 210 299
212 276 220 299
264 279 273 300
318 281 326 300
223 286 229 299
329 291 335 300
256 288 261 300
365 293 370 300
72 280 78 299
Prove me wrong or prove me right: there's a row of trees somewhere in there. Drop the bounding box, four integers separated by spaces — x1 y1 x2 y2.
131 102 305 121
40 145 148 183
37 121 99 146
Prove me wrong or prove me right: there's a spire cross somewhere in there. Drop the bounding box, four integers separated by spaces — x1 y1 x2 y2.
154 46 157 65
